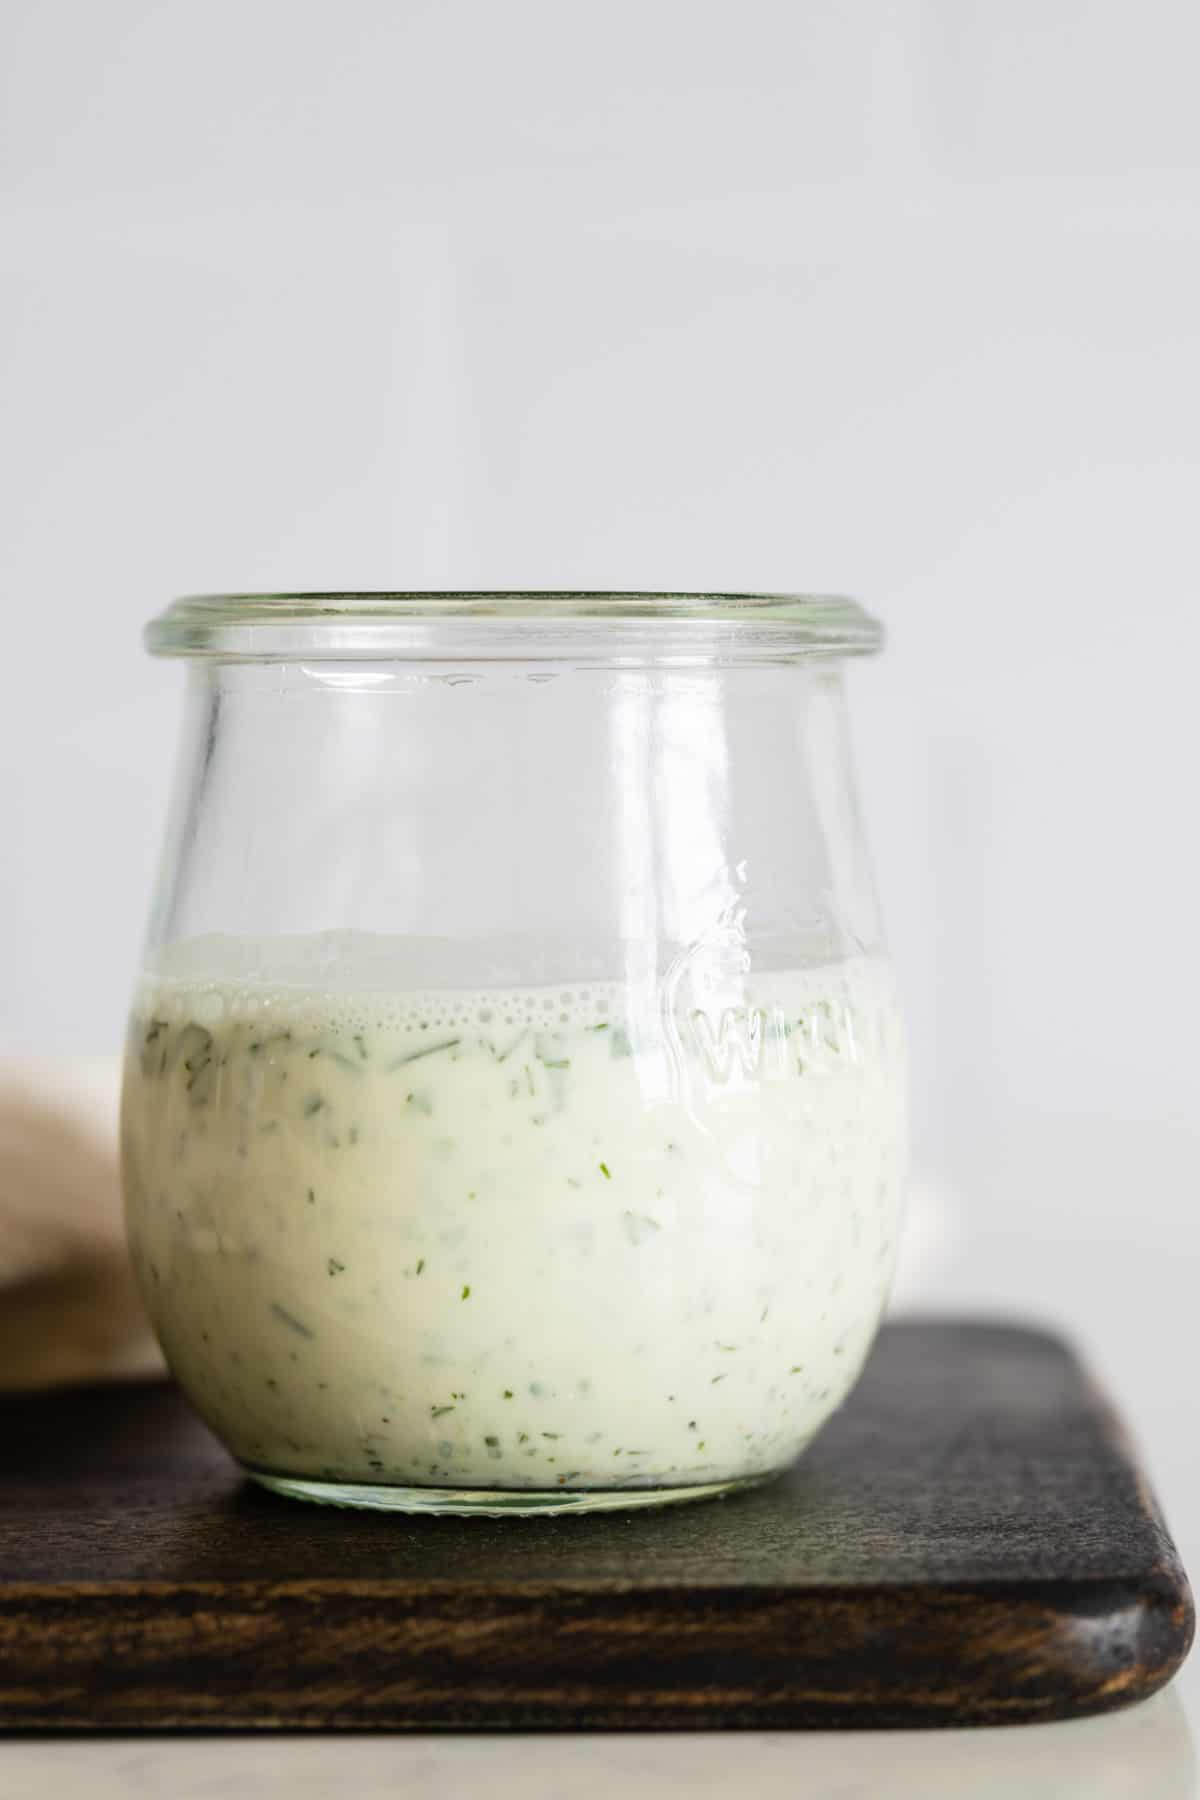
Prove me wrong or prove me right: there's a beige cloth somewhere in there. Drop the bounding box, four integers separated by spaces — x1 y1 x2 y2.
0 1057 163 1390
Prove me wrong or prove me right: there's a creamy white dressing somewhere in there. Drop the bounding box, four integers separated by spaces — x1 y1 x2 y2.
121 936 907 1495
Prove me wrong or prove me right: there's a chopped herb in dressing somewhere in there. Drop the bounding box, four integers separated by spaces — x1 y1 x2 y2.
270 1304 315 1339
386 1038 461 1070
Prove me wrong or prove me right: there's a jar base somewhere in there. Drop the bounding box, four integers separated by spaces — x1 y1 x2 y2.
244 1467 772 1517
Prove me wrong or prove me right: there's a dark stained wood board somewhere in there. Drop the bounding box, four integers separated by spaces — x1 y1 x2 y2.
0 1319 1191 1731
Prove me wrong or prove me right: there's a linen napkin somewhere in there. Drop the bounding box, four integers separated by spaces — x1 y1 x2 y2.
0 1056 162 1390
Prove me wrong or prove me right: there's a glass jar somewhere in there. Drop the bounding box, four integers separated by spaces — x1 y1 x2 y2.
121 593 908 1516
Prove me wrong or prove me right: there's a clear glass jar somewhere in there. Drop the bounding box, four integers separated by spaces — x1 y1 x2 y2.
121 594 908 1516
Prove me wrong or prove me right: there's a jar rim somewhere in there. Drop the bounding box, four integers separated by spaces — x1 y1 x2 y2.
145 592 882 660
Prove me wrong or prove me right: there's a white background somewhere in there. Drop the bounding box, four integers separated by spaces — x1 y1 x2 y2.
2 0 1198 1783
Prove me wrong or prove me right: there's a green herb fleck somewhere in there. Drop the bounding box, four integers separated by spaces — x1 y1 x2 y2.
328 1258 345 1277
503 1389 513 1399
306 1187 316 1205
416 1258 426 1275
270 1304 314 1339
431 1405 455 1419
353 1033 368 1060
308 1047 363 1075
302 1093 325 1118
599 1161 611 1179
386 1037 461 1070
484 1435 500 1447
461 1284 471 1300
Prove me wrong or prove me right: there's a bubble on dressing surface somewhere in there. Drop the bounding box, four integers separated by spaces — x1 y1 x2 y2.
135 937 628 1043
135 930 897 1053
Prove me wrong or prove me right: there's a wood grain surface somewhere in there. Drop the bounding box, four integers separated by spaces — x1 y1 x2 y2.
0 1319 1191 1730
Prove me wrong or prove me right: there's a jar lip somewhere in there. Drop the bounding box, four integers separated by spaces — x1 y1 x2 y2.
145 592 882 660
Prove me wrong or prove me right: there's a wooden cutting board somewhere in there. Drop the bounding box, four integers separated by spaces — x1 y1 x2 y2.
0 1319 1191 1731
